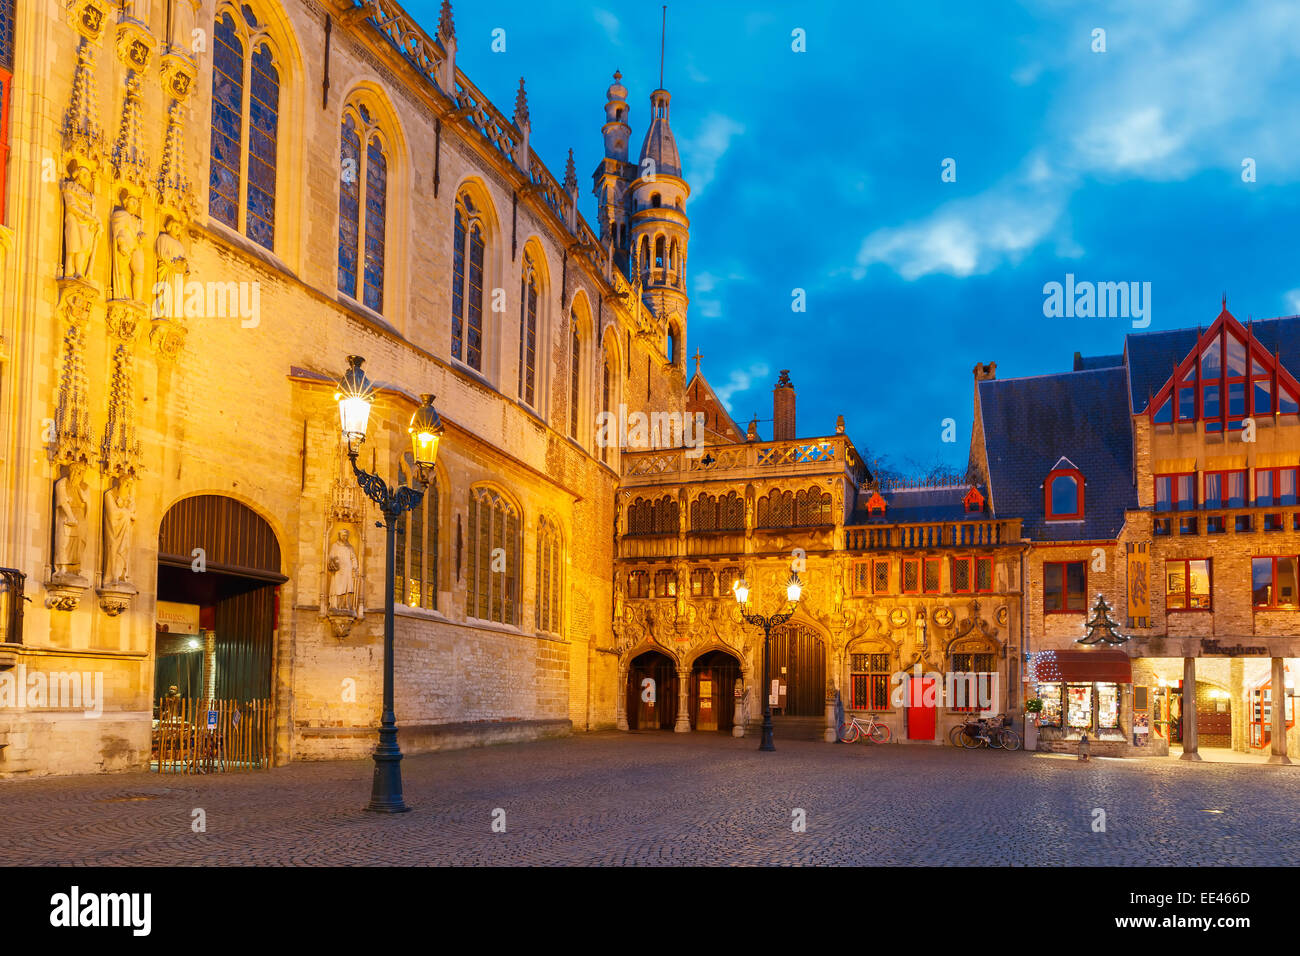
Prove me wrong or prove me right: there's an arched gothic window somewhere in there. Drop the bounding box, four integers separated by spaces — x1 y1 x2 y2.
467 487 519 625
795 486 833 526
535 516 563 636
569 316 582 439
757 490 794 528
209 6 280 249
601 355 612 464
627 495 678 536
452 193 486 370
393 466 438 609
338 103 389 312
518 255 539 406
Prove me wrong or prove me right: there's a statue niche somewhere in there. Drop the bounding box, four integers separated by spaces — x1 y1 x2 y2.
110 190 146 302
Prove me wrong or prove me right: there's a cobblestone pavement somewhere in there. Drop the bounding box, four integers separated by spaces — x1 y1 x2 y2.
1 732 1297 865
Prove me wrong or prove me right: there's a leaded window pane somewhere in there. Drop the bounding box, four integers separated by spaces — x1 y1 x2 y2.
208 14 243 229
337 115 360 297
362 135 386 312
246 43 278 249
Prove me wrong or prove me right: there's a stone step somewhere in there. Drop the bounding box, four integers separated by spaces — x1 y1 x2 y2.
746 716 829 742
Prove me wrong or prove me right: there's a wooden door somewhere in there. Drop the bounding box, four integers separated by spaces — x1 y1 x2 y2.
767 625 826 717
906 676 937 740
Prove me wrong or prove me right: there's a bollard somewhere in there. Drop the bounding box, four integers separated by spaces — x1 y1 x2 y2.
1078 733 1090 761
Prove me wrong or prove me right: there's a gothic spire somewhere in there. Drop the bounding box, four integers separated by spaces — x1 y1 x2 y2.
438 0 455 41
513 77 529 127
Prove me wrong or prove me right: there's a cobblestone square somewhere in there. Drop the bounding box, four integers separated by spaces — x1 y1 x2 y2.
1 734 1297 866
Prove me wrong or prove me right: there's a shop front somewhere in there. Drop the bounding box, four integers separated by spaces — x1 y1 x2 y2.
1026 649 1157 756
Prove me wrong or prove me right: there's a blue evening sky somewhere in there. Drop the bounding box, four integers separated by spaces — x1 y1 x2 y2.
405 0 1300 475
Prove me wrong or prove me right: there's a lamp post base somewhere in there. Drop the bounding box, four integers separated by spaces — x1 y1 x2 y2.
759 710 775 752
365 734 410 813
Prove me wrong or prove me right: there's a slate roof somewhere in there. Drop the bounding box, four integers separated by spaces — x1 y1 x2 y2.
1073 352 1123 371
1124 312 1300 413
978 366 1135 541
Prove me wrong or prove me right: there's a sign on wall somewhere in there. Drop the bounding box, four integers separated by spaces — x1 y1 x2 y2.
156 600 200 636
1126 543 1149 627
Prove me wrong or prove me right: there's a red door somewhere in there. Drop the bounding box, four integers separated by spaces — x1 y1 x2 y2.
906 676 936 740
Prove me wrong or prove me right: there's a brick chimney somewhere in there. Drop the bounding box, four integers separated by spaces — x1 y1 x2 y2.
773 370 795 441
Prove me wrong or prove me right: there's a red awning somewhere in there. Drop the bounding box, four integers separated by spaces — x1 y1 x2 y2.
1031 650 1132 683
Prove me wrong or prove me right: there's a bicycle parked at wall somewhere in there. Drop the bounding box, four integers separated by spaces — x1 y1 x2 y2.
952 713 1021 751
838 712 892 744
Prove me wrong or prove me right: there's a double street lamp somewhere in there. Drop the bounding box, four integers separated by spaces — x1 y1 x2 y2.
334 355 444 813
732 572 803 752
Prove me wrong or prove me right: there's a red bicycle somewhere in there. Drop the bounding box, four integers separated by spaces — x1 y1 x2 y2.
838 712 892 744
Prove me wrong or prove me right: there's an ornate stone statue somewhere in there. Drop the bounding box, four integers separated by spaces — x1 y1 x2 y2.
327 528 359 611
61 161 101 280
102 479 135 585
110 191 146 301
52 466 88 578
167 0 199 56
155 215 189 306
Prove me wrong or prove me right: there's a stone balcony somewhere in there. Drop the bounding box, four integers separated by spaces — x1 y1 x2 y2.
620 435 865 488
843 518 1023 551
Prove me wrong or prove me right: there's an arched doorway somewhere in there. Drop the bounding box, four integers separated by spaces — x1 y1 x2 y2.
153 496 286 768
767 623 826 716
690 650 740 732
626 650 678 730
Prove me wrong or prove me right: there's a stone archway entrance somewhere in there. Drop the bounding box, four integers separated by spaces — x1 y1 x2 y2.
767 623 826 716
690 650 740 732
627 650 678 730
153 495 286 770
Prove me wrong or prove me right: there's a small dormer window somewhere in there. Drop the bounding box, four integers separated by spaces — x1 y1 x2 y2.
1045 458 1084 520
865 491 886 516
963 486 985 514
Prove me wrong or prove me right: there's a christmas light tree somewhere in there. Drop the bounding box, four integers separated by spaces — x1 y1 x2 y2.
1078 593 1129 645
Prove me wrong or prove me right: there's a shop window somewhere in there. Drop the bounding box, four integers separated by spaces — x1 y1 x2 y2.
1066 683 1093 729
1252 556 1299 609
921 557 941 593
1203 469 1246 509
901 557 919 594
1165 558 1211 611
1044 560 1086 612
849 653 891 710
1256 467 1298 507
949 652 995 712
628 570 649 599
1035 682 1063 728
1250 678 1296 748
1097 683 1120 729
1155 473 1195 512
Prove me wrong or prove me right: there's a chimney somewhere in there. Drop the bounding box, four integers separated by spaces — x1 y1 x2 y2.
773 370 795 441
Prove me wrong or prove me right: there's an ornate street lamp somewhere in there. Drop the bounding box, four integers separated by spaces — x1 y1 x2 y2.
334 355 444 813
732 572 802 752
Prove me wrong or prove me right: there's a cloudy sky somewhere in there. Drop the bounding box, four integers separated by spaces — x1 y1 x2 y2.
407 0 1300 474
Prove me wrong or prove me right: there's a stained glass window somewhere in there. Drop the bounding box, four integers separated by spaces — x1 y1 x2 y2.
569 320 581 438
0 0 15 70
208 12 244 229
337 114 361 298
245 43 278 249
362 134 386 311
452 195 486 370
518 263 538 405
208 12 277 249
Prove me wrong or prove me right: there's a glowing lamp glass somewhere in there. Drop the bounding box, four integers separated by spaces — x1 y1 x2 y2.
732 579 750 606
